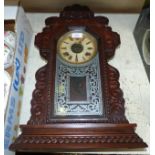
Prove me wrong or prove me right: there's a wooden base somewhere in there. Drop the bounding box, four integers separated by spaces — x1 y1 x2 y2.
10 123 147 152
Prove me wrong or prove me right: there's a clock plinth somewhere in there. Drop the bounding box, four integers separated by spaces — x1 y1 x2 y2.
10 4 147 152
10 123 146 151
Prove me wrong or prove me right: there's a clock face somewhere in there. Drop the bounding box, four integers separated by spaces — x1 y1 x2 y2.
57 30 97 64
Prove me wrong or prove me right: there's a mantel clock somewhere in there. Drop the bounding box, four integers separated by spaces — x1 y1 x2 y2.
10 4 147 152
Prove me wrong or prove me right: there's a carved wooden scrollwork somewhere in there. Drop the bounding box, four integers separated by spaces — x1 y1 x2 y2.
60 4 94 19
11 134 144 146
35 28 51 60
107 65 127 123
27 66 47 125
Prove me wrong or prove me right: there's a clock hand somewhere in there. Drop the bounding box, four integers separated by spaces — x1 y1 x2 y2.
75 54 78 62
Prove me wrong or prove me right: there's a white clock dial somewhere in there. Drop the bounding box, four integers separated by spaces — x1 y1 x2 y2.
57 31 97 64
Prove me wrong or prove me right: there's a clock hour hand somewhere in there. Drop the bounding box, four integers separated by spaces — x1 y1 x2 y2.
75 54 78 62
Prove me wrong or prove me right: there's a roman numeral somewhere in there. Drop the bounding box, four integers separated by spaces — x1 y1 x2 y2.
63 52 69 56
87 47 93 50
68 55 72 60
85 52 91 56
86 41 91 45
63 41 69 44
61 47 67 50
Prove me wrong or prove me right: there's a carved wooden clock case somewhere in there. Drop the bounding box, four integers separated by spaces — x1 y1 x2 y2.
10 4 147 152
